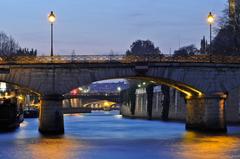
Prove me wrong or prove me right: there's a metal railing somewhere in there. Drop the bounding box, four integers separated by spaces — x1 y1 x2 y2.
0 54 240 64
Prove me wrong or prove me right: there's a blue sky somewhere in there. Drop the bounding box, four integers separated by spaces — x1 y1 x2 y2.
0 0 226 55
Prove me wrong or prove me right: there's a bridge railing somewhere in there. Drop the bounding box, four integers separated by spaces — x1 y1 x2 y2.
64 92 120 98
0 54 240 64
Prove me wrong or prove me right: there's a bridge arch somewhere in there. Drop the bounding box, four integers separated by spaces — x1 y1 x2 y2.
67 76 204 100
0 63 236 98
0 81 41 96
83 100 116 109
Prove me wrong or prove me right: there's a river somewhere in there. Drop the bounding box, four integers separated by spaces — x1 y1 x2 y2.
1 111 240 159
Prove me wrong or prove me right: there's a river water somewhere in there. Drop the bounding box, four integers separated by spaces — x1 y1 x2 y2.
1 111 240 159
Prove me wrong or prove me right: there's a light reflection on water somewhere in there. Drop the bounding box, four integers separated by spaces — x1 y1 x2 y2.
178 132 240 159
114 114 123 119
28 137 88 159
0 111 240 159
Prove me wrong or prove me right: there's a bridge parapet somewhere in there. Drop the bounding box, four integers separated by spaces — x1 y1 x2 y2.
0 54 240 64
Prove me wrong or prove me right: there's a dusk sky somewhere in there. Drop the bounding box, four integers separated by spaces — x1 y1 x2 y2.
0 0 226 55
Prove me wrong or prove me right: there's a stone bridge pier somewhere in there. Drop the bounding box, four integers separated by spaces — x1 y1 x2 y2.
39 94 64 134
121 89 228 133
185 94 227 132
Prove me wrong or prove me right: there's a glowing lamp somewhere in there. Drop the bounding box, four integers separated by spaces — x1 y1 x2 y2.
207 12 214 24
48 11 56 23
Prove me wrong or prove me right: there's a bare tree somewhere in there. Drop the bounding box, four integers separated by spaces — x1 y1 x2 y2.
0 32 19 56
0 32 37 57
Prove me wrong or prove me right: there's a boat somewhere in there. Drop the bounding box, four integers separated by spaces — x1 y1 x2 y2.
0 98 24 131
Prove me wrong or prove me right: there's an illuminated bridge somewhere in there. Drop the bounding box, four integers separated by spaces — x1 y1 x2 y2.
0 54 240 134
64 92 121 103
62 93 120 113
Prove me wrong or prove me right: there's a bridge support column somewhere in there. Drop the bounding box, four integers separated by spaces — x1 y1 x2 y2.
39 95 64 135
146 84 155 119
186 95 227 132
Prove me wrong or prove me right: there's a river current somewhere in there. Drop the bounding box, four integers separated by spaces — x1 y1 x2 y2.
1 111 240 159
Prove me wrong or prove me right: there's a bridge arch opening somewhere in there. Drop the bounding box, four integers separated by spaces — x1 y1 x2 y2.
64 76 205 119
0 81 40 105
40 73 227 134
0 81 41 131
82 100 117 111
67 76 205 100
0 81 41 97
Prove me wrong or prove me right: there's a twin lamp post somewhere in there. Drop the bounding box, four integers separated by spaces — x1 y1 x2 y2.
46 11 215 58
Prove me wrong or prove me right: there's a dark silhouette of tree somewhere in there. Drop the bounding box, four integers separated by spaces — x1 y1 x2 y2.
0 32 37 57
212 3 240 55
16 48 37 56
174 45 198 56
0 32 19 56
200 36 208 54
126 40 161 56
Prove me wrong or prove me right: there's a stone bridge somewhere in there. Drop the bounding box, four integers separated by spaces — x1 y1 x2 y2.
0 55 239 134
64 93 121 104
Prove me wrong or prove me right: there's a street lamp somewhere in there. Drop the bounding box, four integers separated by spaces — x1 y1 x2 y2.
48 11 56 57
207 12 215 62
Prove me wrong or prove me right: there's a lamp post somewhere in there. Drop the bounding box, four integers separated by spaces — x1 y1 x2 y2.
48 11 56 57
207 12 214 62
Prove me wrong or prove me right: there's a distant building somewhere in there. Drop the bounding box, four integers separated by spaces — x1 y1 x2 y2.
89 81 128 93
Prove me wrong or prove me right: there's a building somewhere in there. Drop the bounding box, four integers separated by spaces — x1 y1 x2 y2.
89 81 128 93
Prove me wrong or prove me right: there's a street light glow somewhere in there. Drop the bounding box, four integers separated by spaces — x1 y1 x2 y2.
0 82 6 92
48 11 56 23
207 12 214 24
117 87 122 92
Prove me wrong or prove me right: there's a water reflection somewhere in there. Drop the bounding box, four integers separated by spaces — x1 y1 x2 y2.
114 114 123 119
178 131 240 159
19 121 29 128
28 137 88 159
1 111 240 159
